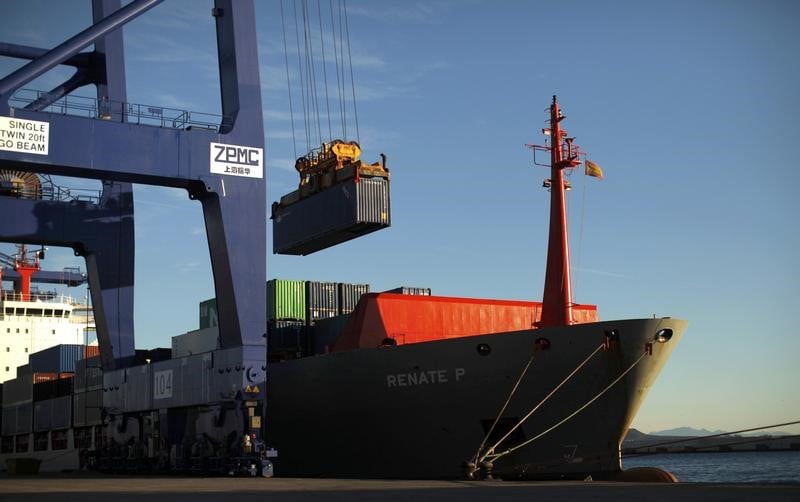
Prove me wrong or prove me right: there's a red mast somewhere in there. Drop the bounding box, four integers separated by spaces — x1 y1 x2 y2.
529 96 582 328
13 244 41 302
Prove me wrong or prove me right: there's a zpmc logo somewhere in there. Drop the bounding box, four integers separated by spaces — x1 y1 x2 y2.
209 142 264 179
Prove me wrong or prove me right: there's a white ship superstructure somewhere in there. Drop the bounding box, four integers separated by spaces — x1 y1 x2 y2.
1 244 94 383
1 292 95 383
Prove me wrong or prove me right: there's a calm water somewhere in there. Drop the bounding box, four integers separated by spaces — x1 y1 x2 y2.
622 451 800 484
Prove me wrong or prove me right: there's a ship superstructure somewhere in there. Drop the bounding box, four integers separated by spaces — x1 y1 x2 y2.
1 245 94 383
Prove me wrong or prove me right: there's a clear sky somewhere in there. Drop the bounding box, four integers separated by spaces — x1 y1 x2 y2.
1 0 798 435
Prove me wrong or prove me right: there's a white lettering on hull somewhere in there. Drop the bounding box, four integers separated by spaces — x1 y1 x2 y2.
386 368 466 388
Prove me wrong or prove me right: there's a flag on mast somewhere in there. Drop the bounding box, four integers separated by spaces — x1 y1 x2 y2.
585 159 604 179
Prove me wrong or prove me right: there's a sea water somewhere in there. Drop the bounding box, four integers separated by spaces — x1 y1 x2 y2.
622 451 800 484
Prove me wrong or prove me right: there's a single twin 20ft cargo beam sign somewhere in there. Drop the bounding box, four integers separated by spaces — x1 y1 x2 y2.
210 141 263 178
0 116 50 155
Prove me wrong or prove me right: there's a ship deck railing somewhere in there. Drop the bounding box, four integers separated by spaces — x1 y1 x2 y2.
10 88 227 132
1 291 88 307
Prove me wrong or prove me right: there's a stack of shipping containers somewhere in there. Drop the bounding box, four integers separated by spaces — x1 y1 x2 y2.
200 279 427 359
1 372 33 454
72 353 103 450
266 279 371 359
310 283 369 354
267 279 307 360
0 344 99 455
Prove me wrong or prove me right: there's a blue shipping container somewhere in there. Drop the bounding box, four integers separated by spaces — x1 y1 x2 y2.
272 177 391 255
29 344 87 373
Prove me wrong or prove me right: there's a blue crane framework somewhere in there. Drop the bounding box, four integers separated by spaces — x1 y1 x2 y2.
0 0 267 383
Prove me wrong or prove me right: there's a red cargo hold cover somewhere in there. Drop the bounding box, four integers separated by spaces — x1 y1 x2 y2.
333 293 598 351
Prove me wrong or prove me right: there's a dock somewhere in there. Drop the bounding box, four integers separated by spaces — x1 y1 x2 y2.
1 475 798 502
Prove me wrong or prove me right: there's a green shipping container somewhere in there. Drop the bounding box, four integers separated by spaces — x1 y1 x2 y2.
199 298 218 329
267 279 306 321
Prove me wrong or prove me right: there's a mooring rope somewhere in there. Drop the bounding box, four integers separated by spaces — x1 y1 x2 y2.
471 349 538 467
476 342 606 464
485 349 649 463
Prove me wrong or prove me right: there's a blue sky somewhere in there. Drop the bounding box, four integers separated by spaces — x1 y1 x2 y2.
1 0 798 435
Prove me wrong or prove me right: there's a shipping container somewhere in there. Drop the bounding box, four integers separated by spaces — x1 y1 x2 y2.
199 298 218 329
33 372 69 384
29 344 87 373
1 402 32 435
50 395 71 430
338 283 370 315
384 286 432 296
73 356 102 392
33 395 72 432
334 293 599 351
2 374 32 406
310 314 350 355
73 389 103 427
146 352 214 409
16 364 30 378
33 376 73 402
267 279 306 321
267 320 307 359
272 176 391 255
121 363 152 411
33 399 53 432
1 405 12 436
306 281 338 322
172 327 220 357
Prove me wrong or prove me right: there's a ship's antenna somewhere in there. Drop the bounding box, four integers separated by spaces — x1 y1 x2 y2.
527 96 582 328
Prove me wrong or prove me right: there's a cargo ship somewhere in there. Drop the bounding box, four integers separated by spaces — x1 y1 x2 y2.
0 97 685 480
263 97 687 479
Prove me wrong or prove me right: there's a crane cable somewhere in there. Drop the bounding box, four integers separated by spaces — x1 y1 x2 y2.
342 0 360 143
301 0 322 146
280 0 361 155
291 0 311 152
331 0 347 138
279 0 297 159
316 0 333 140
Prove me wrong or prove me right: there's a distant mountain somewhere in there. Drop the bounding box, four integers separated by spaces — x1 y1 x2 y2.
649 427 727 437
649 426 793 437
624 428 649 441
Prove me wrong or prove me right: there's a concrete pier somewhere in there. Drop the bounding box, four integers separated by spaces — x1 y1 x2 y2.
1 475 798 502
